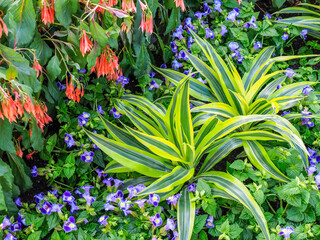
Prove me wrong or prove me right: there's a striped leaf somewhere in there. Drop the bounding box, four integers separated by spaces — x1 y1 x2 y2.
177 188 195 240
198 172 270 240
153 66 216 102
257 76 286 100
105 160 133 173
276 6 320 16
138 166 194 195
84 130 173 178
230 131 286 142
191 102 238 118
125 126 184 163
122 176 156 190
198 138 243 175
268 82 316 100
243 140 289 182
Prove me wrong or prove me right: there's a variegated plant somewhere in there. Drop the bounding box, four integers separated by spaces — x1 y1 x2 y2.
86 76 312 240
155 30 314 183
276 3 320 38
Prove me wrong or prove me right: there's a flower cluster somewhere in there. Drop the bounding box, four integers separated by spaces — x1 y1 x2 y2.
41 0 55 25
139 0 153 34
65 76 84 102
80 30 93 56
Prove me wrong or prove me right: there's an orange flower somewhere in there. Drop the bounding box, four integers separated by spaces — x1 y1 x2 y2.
138 0 147 11
80 30 93 56
238 0 242 4
34 102 52 131
1 96 18 123
16 142 23 158
174 0 185 11
106 0 118 7
23 95 36 116
121 0 136 12
41 0 55 25
65 76 84 102
0 108 4 120
121 22 130 33
26 151 36 160
140 11 153 34
33 59 42 77
0 13 8 39
91 46 121 80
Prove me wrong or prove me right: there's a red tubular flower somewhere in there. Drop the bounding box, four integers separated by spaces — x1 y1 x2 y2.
0 108 3 120
33 59 42 77
144 13 153 34
174 0 185 11
121 22 130 33
106 0 118 7
91 46 121 80
138 0 147 11
121 0 136 12
0 14 8 39
41 0 55 25
34 102 52 131
1 96 18 123
80 30 93 56
16 142 23 158
26 151 36 160
65 76 84 102
23 95 36 116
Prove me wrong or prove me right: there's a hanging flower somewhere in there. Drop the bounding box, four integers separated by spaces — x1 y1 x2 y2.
0 12 8 39
32 58 42 77
174 0 185 11
121 0 136 12
106 0 117 7
80 30 93 56
65 76 84 102
121 22 130 33
91 46 122 80
41 0 55 25
139 1 153 34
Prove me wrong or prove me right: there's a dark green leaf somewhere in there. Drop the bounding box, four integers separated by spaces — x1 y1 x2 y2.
90 20 108 47
0 119 15 153
27 231 42 240
54 0 78 28
47 56 62 80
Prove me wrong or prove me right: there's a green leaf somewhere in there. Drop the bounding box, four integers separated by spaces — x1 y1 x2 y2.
0 119 15 153
193 215 208 235
47 214 61 231
5 66 18 80
260 27 279 37
47 56 62 80
230 160 245 170
31 118 44 151
6 0 36 46
165 8 180 35
177 188 196 240
134 44 151 77
54 0 78 28
274 0 286 8
51 230 61 240
27 231 42 240
196 179 211 197
90 20 108 47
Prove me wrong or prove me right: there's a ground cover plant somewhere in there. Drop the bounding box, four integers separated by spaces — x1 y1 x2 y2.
1 0 320 239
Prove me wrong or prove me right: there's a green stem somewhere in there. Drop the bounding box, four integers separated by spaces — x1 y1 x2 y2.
281 203 288 217
266 200 277 215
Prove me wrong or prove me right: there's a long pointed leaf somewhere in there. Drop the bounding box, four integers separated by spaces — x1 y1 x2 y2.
177 188 195 240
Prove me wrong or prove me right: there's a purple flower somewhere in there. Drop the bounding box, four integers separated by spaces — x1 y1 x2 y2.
203 3 212 15
213 0 222 13
160 64 167 69
166 194 181 205
39 201 52 215
279 226 294 239
187 36 194 49
172 231 179 240
97 105 104 115
83 193 96 206
93 143 99 149
149 72 156 78
148 193 160 207
185 18 195 32
206 216 215 228
244 16 257 28
31 165 38 177
57 81 66 90
302 86 314 96
277 84 282 90
64 133 76 148
110 107 122 119
165 218 176 231
197 77 207 84
281 111 291 116
228 42 239 52
63 216 77 232
10 223 21 232
263 13 272 19
51 204 64 212
177 51 189 61
254 42 262 50
134 199 146 208
302 118 314 128
173 25 184 40
78 115 88 126
103 177 114 187
0 217 12 230
150 213 163 227
309 154 320 165
188 183 196 192
226 8 239 22
95 169 106 178
82 112 90 119
190 102 194 109
69 201 80 214
183 70 196 77
116 76 129 87
104 202 115 211
105 194 115 203
172 60 183 70
285 68 296 78
231 50 240 59
300 29 308 40
237 55 244 64
62 191 75 203
301 110 312 116
114 179 124 188
98 215 109 226
307 165 317 175
78 68 86 74
149 80 160 90
4 233 17 240
282 32 289 41
315 174 320 185
205 28 214 39
14 198 22 207
34 192 45 203
119 199 132 216
80 151 94 163
221 25 228 36
171 41 178 53
194 11 203 19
